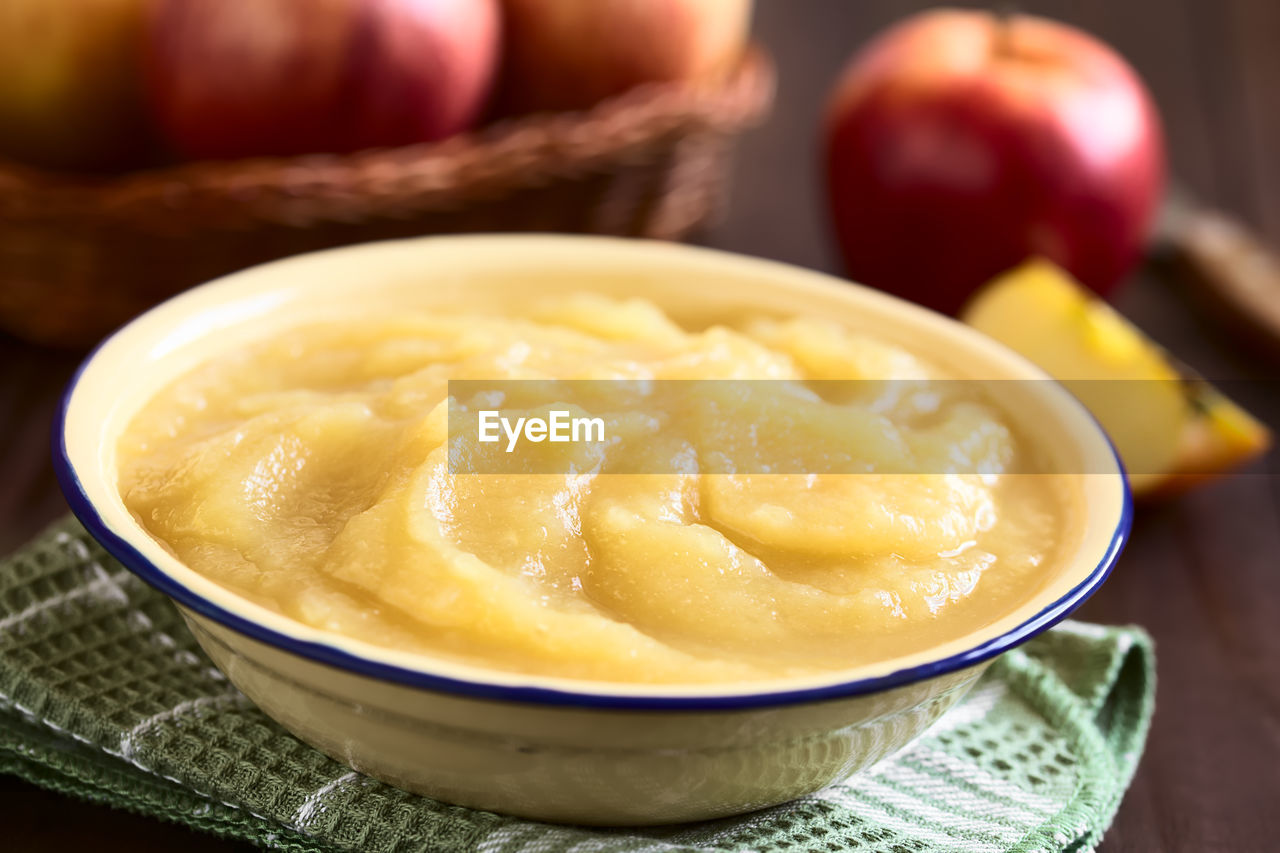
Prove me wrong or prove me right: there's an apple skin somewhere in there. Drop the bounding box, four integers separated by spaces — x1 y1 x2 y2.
0 0 151 172
497 0 752 114
824 9 1166 316
146 0 500 160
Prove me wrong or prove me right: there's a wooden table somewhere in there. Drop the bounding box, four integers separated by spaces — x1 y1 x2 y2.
3 2 1278 850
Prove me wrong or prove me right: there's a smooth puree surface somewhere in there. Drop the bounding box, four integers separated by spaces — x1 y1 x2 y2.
117 296 1076 683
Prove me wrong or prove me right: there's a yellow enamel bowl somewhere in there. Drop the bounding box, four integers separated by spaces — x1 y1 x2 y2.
55 235 1129 825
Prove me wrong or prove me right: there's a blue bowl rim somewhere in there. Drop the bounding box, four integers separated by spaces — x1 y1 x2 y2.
52 277 1133 713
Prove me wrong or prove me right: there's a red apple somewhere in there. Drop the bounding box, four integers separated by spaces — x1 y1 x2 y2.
824 9 1165 315
0 0 151 172
146 0 500 160
498 0 752 114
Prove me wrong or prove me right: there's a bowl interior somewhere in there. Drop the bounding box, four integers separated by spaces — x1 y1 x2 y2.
58 234 1129 704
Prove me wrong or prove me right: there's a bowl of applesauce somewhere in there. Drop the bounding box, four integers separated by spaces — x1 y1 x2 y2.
55 235 1129 825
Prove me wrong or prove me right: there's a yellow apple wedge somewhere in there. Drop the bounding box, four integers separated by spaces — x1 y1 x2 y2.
962 259 1270 498
1149 377 1272 498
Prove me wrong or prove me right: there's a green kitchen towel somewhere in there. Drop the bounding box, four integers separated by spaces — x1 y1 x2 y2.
0 518 1153 853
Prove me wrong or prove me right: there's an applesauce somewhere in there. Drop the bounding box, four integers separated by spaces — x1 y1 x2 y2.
117 295 1076 684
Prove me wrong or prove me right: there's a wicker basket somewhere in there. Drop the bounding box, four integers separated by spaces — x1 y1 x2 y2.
0 48 774 348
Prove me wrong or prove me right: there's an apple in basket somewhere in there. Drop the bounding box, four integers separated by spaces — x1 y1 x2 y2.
497 0 753 113
0 0 151 172
146 0 501 160
823 9 1165 316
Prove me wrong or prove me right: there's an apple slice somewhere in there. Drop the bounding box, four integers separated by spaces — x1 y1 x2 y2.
962 259 1270 497
1152 377 1272 498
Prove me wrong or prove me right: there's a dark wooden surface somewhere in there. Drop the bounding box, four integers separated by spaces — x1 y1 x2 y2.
3 1 1279 850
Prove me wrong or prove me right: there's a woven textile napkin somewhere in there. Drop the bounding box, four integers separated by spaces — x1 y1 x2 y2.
0 518 1153 853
